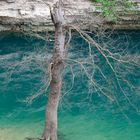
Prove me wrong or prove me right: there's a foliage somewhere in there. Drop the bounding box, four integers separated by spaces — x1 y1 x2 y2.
90 0 135 20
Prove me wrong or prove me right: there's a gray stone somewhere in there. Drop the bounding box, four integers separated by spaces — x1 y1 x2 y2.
7 0 15 2
5 0 15 3
0 0 140 31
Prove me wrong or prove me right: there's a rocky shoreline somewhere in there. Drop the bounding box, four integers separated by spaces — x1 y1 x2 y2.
0 0 140 32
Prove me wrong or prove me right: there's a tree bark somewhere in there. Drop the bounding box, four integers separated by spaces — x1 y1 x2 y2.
43 1 66 140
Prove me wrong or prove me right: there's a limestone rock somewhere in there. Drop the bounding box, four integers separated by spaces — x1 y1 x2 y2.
0 0 140 31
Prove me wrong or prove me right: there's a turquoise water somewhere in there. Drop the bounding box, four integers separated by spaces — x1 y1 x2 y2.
0 31 140 140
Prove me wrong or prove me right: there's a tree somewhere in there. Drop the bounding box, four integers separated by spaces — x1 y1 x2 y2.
38 1 139 140
42 1 66 140
5 0 139 140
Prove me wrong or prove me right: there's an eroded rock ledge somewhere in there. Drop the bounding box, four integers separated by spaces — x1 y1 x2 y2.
0 0 140 32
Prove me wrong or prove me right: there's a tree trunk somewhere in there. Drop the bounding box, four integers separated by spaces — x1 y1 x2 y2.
43 1 66 140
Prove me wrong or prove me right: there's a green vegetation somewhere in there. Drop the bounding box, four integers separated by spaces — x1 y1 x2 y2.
91 0 135 20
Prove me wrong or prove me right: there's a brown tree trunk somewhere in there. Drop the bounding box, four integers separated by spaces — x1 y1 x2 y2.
43 1 66 140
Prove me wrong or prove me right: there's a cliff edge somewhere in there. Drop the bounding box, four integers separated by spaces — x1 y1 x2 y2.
0 0 140 32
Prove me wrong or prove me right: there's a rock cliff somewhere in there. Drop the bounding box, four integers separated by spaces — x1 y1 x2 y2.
0 0 140 31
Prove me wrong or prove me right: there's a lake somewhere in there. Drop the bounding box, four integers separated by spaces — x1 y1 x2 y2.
0 30 140 140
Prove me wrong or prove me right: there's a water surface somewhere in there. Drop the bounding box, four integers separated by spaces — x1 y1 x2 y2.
0 31 140 140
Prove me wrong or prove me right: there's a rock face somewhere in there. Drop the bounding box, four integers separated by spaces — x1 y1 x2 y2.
0 0 140 31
